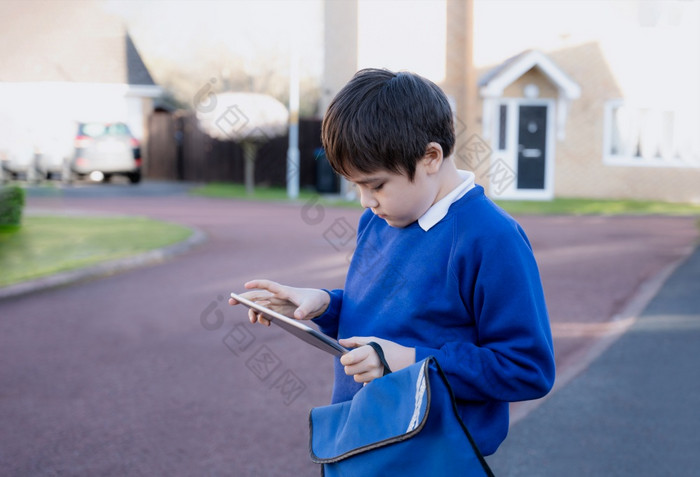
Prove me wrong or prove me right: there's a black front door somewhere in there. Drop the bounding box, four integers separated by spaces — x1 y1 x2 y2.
517 105 547 190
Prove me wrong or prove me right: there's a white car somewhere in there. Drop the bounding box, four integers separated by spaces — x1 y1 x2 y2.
66 122 142 184
0 133 39 182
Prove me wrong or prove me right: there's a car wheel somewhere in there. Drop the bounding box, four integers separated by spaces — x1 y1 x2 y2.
128 171 141 184
61 160 75 185
26 167 39 184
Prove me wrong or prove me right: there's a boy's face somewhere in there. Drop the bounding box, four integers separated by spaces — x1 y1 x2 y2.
345 159 439 228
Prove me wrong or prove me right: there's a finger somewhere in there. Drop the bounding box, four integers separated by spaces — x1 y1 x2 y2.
238 290 274 302
245 279 287 297
293 302 315 320
261 296 291 307
343 362 370 377
293 306 306 320
340 345 372 366
338 336 373 349
343 358 382 382
247 308 271 326
254 310 271 326
248 308 265 324
248 308 257 324
352 369 382 384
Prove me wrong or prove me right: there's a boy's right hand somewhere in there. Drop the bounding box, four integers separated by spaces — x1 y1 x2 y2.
228 279 331 326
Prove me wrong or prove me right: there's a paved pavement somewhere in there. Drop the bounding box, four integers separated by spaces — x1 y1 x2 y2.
488 243 700 476
1 182 699 476
19 179 196 199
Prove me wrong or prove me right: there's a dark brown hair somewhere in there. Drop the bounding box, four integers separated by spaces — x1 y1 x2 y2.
321 68 455 181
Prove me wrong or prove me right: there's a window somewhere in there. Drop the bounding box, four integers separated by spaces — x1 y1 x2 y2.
604 102 700 167
638 0 683 27
497 104 507 151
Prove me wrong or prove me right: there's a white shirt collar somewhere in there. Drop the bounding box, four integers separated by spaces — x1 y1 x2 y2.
417 170 475 231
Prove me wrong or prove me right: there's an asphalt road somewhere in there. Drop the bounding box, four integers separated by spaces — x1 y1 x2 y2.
1 181 698 476
488 243 700 476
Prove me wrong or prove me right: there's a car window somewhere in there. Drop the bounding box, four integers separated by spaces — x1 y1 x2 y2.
80 123 107 137
79 123 132 137
110 123 132 136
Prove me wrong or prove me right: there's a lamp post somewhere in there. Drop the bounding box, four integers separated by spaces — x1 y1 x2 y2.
287 32 300 199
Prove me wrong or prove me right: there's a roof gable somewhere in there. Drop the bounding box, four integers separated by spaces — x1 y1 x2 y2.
479 50 580 99
0 0 155 86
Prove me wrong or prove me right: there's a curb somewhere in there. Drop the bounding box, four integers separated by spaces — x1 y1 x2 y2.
0 225 207 302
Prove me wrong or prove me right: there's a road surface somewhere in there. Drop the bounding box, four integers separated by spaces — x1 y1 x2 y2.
1 182 697 475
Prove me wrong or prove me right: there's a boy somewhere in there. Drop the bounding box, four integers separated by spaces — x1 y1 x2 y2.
230 68 555 456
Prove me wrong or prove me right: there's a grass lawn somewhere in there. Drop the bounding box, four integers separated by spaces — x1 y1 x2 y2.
494 197 700 216
189 182 359 207
190 183 320 202
191 182 700 216
0 215 193 287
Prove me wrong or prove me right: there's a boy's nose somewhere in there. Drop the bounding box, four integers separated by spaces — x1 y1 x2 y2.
358 189 378 209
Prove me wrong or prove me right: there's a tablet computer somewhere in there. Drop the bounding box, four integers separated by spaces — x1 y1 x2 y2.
230 292 348 357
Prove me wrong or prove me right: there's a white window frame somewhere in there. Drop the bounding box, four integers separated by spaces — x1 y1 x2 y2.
603 100 700 168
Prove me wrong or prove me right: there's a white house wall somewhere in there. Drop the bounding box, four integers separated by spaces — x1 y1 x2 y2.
0 82 160 155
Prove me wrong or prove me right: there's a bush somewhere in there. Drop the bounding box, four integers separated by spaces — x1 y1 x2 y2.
0 186 25 227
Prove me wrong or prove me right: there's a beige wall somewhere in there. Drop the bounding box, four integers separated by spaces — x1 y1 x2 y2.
502 68 558 99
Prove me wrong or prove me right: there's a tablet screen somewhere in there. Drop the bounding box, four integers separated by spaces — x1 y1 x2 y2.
230 292 348 357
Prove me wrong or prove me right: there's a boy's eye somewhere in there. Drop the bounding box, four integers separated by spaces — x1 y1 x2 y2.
373 183 384 191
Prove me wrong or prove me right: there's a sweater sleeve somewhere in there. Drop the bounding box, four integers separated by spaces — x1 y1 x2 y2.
414 224 555 403
312 289 343 339
313 209 374 340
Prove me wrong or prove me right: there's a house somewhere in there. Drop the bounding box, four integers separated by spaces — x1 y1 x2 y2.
322 0 700 203
476 27 700 203
0 0 161 177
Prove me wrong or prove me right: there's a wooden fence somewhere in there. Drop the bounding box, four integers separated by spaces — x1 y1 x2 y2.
145 111 335 191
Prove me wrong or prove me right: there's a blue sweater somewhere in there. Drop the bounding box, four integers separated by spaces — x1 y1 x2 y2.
313 185 555 455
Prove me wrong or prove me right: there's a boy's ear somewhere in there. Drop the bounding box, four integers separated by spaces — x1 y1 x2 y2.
422 142 444 174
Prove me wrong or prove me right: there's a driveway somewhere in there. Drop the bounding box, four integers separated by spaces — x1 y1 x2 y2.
1 183 697 476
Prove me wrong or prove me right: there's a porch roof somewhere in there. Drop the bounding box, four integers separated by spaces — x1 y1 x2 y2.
479 49 580 99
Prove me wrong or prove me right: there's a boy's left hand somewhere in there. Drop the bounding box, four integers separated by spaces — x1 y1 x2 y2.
339 337 416 384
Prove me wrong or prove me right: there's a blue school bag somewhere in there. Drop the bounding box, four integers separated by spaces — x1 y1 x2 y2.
309 355 495 476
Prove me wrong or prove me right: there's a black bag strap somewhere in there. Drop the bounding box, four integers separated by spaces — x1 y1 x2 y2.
366 341 392 376
431 358 495 477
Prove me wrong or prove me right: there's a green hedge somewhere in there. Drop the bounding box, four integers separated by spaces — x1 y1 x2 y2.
0 186 25 227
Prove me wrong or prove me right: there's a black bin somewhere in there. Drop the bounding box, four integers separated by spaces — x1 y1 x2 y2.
315 148 340 194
